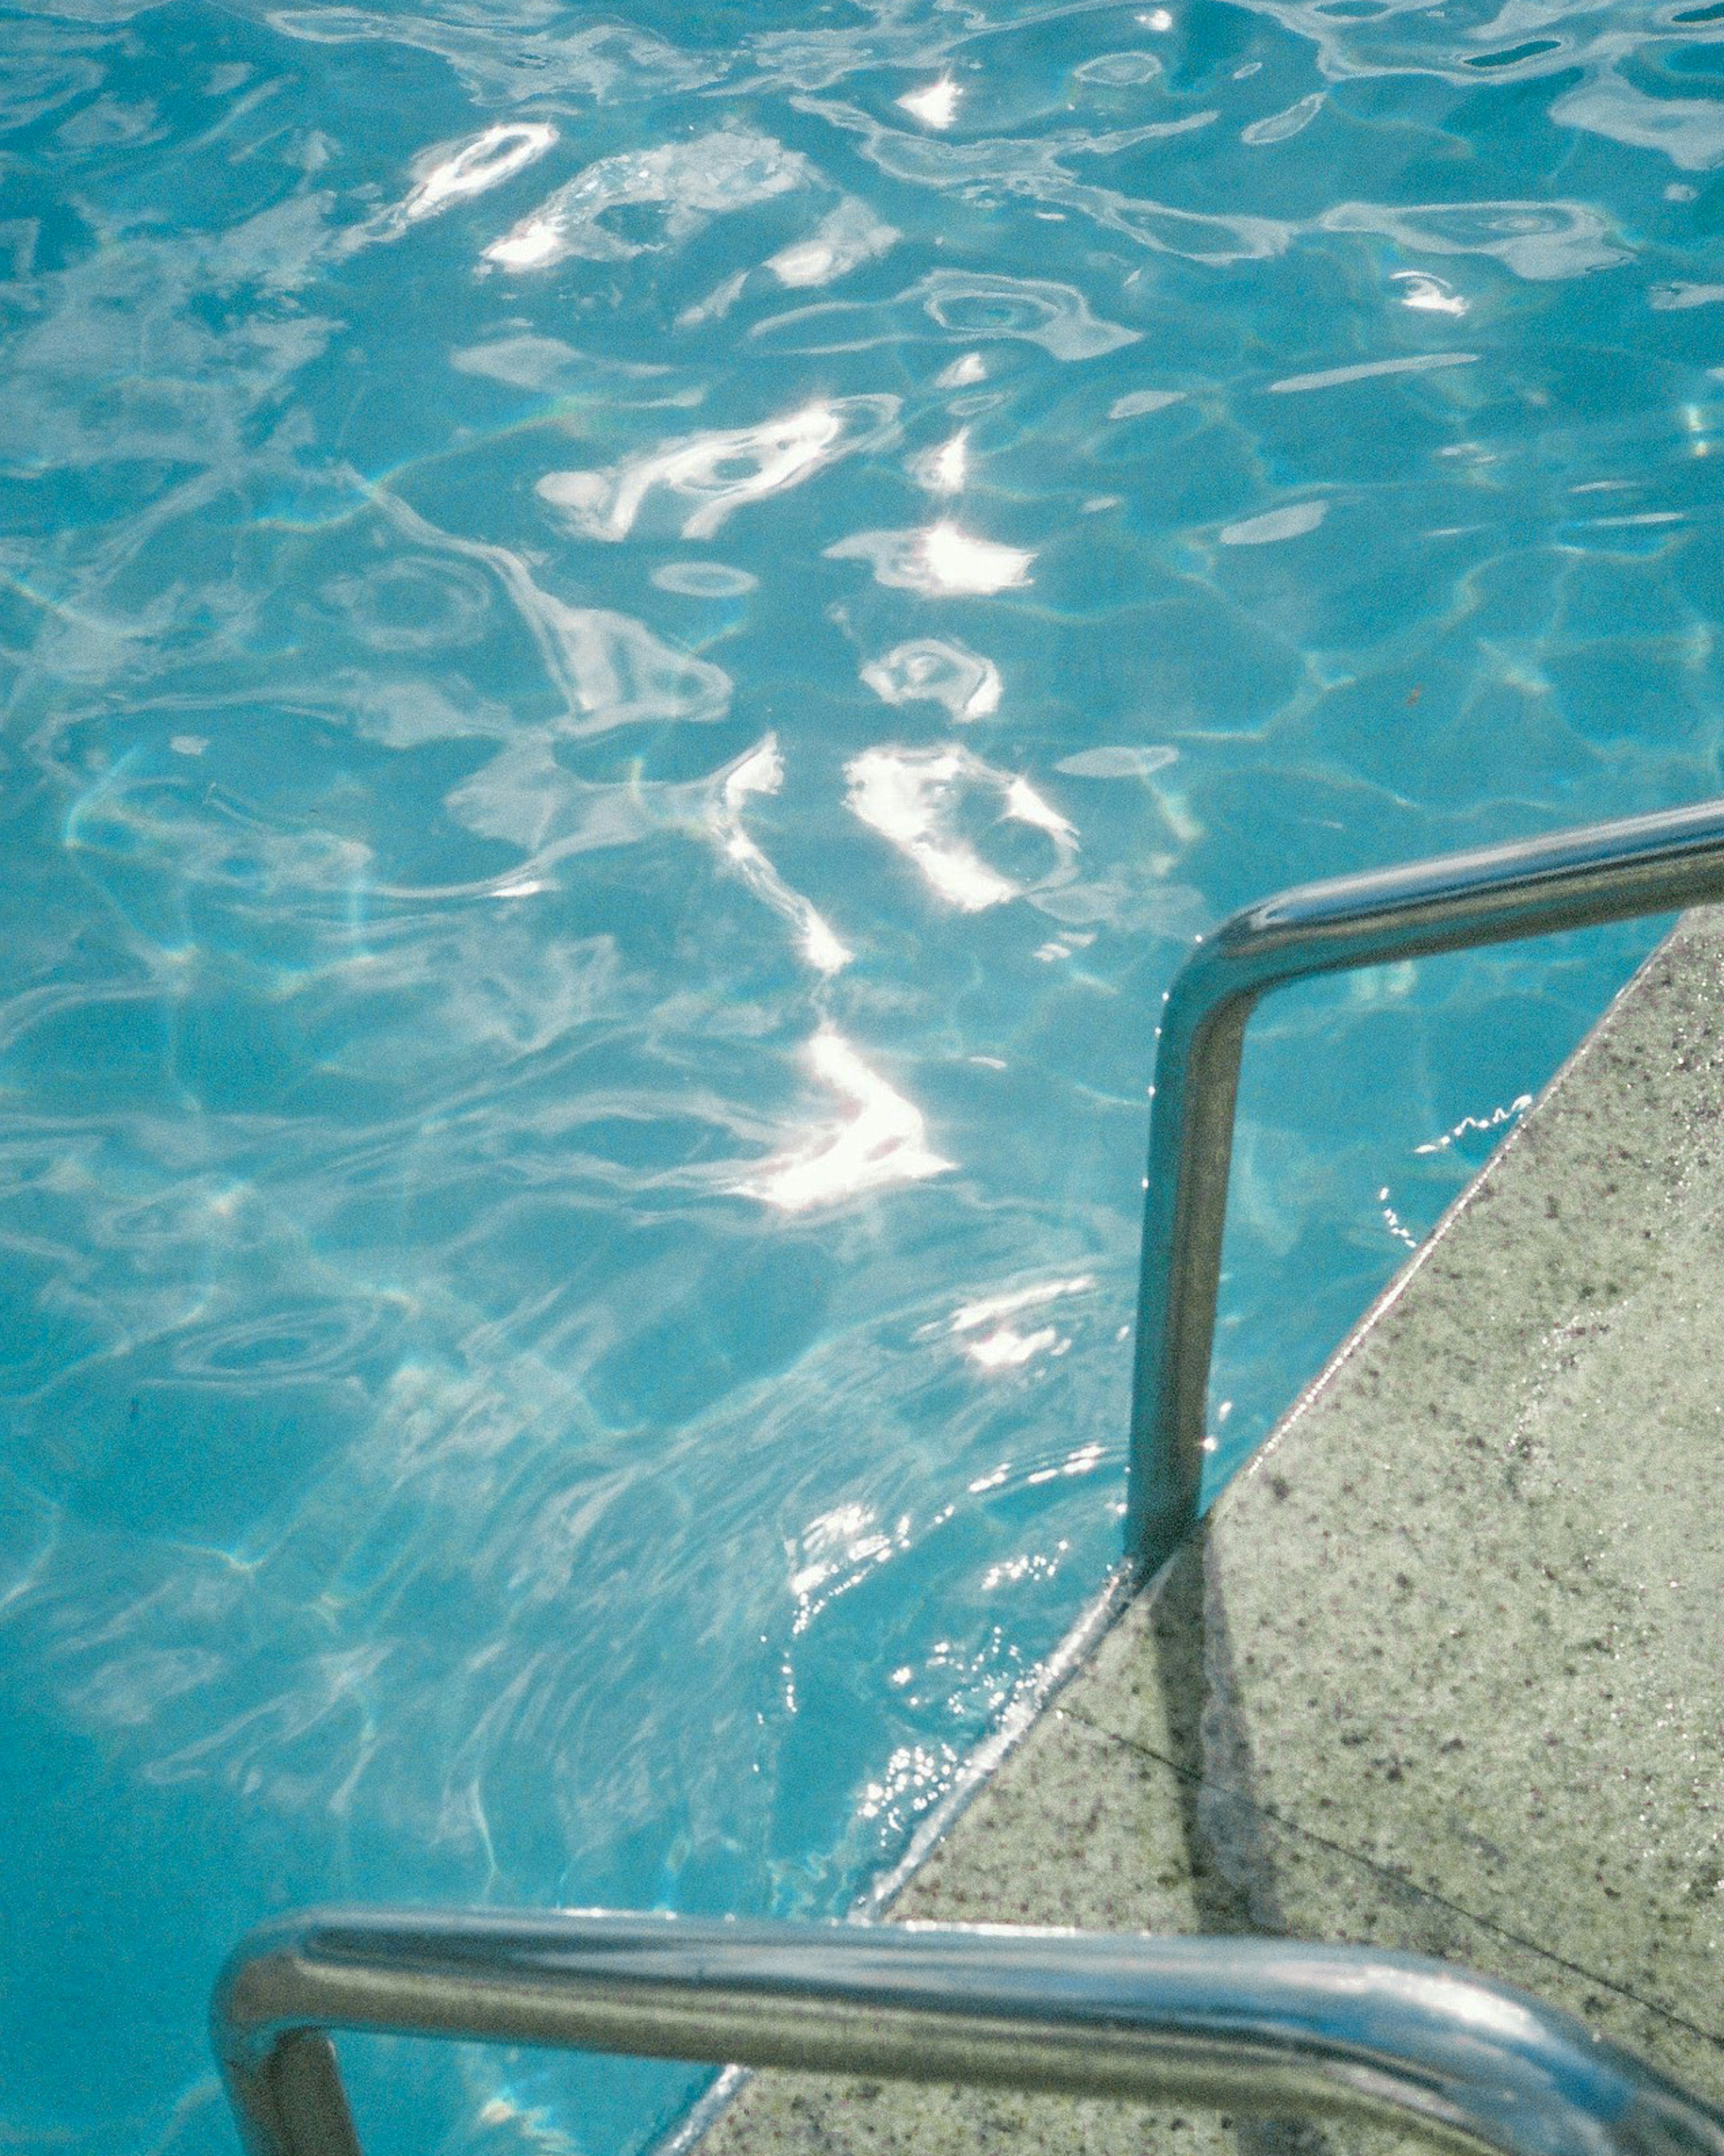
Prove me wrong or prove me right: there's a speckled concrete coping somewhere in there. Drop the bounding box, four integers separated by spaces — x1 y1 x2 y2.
699 905 1724 2156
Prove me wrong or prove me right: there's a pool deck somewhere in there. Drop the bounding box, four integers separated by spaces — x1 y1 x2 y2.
703 905 1724 2156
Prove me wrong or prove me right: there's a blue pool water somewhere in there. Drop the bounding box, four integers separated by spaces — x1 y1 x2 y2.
4 1 1723 2150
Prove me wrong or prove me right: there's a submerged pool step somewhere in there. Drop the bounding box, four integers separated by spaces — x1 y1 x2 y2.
700 902 1724 2156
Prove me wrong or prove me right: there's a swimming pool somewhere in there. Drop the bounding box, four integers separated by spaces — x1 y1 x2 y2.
3 2 1720 2152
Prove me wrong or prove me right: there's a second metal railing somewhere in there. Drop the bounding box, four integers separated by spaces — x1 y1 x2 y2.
213 1906 1724 2156
1126 794 1724 1571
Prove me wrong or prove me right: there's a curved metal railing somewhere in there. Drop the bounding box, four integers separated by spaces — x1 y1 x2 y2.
213 1907 1724 2156
1126 794 1724 1570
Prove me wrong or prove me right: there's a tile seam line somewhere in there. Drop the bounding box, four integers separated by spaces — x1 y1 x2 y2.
1060 1703 1724 2055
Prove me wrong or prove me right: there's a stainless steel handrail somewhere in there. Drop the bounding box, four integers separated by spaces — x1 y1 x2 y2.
212 1907 1724 2156
1126 794 1724 1571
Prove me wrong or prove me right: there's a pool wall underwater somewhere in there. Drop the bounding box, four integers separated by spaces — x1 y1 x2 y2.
2 2 1723 2154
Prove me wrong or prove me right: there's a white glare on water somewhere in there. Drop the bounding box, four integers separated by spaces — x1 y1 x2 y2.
736 1030 952 1211
898 77 961 128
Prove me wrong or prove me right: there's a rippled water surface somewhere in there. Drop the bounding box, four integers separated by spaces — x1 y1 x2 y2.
4 1 1723 2150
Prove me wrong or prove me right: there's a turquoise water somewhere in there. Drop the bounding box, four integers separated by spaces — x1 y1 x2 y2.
3 1 1722 2150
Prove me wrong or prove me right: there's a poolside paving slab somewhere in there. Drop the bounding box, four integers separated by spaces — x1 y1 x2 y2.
703 908 1724 2156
